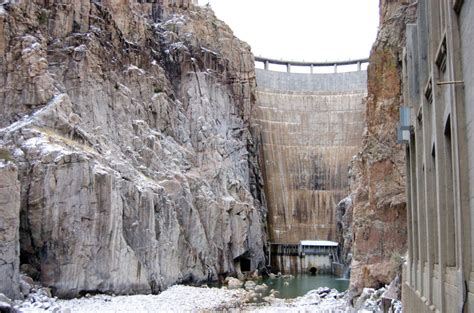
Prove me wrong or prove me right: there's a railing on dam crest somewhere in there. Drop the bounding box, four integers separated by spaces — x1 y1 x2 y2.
255 56 369 74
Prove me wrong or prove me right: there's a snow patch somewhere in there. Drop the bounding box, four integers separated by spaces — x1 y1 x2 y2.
74 44 87 52
23 135 72 157
125 65 145 75
21 40 42 56
201 46 218 56
0 94 65 134
155 14 187 30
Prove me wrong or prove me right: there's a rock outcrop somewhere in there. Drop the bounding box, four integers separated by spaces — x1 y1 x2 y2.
0 0 266 297
0 160 21 299
335 196 353 268
348 0 417 293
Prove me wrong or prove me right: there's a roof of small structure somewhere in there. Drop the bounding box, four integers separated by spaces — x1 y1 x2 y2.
299 240 338 247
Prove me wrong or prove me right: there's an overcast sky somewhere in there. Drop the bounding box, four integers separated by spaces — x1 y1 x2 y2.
198 0 380 62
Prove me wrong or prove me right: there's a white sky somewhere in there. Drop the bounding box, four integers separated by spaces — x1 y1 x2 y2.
198 0 380 62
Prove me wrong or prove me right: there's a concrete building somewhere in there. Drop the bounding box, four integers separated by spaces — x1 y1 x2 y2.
400 0 474 311
270 240 339 275
255 59 367 273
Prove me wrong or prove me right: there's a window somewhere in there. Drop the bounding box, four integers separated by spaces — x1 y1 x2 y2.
435 36 447 73
425 79 433 104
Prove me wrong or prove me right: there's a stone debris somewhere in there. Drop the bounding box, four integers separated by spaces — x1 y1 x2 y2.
14 285 248 313
226 277 244 290
352 287 383 312
0 293 14 313
11 285 62 313
8 283 403 313
246 287 347 312
244 280 257 290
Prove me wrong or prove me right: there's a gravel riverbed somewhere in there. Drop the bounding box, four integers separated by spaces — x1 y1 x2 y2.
9 280 401 313
12 285 350 312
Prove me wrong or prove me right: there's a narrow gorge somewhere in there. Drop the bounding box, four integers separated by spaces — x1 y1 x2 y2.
2 0 463 312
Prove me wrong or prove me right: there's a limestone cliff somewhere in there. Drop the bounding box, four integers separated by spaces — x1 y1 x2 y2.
0 0 266 298
348 0 416 293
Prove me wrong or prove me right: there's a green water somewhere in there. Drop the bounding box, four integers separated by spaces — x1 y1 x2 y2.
261 274 349 299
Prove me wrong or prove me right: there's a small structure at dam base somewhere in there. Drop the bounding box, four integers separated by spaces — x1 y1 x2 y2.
270 240 340 275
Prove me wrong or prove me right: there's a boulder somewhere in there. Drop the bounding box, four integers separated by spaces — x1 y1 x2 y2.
0 294 12 306
227 278 243 290
254 283 268 293
244 281 256 290
0 301 14 313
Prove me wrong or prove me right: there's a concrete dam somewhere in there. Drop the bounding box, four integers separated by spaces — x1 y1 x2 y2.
254 58 368 274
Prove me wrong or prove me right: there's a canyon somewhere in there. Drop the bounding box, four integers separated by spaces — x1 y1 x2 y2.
0 0 415 309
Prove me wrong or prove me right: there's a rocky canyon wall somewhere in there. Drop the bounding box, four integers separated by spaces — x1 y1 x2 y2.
0 161 21 299
255 69 366 245
348 0 417 294
0 0 266 298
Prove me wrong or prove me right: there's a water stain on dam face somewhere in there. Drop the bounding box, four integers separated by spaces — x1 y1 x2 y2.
255 67 367 246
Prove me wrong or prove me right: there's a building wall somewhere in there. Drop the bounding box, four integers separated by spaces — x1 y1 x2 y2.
461 0 474 311
402 0 474 311
255 69 366 245
271 254 333 275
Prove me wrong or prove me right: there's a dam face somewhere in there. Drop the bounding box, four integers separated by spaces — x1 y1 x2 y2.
255 61 367 272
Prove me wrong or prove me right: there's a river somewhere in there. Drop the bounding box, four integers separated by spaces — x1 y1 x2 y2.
261 274 349 299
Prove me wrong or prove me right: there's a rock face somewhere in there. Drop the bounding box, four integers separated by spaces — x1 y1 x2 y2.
348 0 417 293
335 196 353 268
0 160 21 299
0 0 266 297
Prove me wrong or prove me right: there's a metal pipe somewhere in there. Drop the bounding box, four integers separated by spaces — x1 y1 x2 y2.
436 80 464 85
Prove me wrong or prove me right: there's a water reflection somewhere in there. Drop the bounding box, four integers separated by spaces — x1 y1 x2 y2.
261 274 349 299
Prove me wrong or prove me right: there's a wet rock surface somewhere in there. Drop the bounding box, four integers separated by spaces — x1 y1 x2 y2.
0 0 266 297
